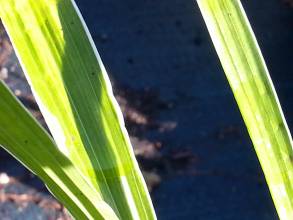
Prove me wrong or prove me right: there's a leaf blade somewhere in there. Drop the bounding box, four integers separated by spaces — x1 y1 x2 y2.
197 0 293 219
0 80 118 220
0 0 156 219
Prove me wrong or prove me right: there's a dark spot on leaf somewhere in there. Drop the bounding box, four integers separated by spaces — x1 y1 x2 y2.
24 140 28 144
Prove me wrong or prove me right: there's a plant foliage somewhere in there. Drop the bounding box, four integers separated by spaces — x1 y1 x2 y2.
0 0 156 219
197 0 293 219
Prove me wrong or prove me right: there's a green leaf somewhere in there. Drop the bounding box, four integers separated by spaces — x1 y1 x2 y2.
196 0 293 219
0 81 118 220
0 0 156 219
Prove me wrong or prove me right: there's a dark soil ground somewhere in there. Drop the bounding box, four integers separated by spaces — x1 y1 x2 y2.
0 0 292 219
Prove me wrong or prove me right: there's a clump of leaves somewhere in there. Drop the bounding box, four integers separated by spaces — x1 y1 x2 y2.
0 0 155 219
0 0 291 219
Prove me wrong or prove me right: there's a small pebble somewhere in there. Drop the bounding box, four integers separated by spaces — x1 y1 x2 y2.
0 67 8 79
10 64 16 73
0 173 10 185
14 89 22 96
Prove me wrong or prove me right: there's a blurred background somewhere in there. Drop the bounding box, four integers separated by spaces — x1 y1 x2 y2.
0 0 292 219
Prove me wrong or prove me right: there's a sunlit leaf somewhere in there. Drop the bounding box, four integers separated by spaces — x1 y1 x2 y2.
0 81 118 219
0 0 156 219
197 0 293 219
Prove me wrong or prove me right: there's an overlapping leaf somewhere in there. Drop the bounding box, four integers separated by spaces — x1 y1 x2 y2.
0 0 156 219
0 81 118 219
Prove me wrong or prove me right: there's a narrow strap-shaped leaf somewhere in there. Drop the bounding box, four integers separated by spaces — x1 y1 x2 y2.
0 0 156 219
0 81 118 219
196 0 293 219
